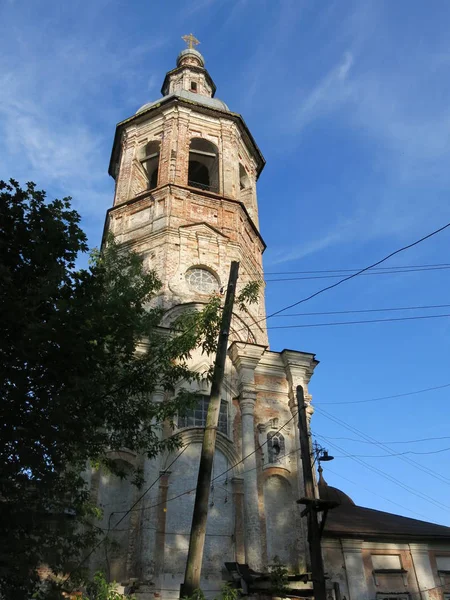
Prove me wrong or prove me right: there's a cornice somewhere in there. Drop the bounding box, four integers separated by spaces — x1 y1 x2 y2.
103 183 267 252
228 341 267 372
108 96 265 179
161 64 217 96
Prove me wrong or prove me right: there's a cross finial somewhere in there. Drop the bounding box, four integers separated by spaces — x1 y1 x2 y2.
182 33 200 50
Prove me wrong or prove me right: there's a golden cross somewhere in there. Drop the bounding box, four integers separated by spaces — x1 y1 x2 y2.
182 33 200 50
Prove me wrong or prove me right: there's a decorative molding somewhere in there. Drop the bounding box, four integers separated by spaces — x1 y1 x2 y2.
105 448 137 467
257 417 291 434
239 397 256 416
166 427 243 475
228 341 267 372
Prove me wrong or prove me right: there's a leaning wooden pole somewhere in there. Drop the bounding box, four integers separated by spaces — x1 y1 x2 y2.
297 385 328 600
181 261 240 598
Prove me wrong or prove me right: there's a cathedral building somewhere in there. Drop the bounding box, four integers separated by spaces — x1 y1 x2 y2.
89 38 318 597
86 37 450 600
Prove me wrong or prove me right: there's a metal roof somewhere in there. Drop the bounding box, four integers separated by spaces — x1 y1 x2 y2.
136 89 229 114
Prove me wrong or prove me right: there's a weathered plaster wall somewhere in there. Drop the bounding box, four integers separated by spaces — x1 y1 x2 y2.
322 538 450 600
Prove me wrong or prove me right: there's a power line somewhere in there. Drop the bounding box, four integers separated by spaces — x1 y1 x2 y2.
333 446 450 458
322 435 450 444
271 303 450 318
252 219 450 328
97 446 305 534
111 412 299 517
314 406 450 486
267 313 450 329
213 445 302 485
264 262 450 275
265 265 450 282
315 433 450 513
319 464 429 521
316 382 450 405
63 444 190 585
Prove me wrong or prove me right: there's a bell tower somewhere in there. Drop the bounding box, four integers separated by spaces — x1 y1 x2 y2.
106 37 268 344
94 38 320 594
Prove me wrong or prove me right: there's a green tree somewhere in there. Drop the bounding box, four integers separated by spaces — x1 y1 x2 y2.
82 572 135 600
0 180 228 599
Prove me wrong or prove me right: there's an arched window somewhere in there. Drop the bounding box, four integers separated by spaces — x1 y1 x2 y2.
178 395 228 435
267 432 285 463
188 138 219 193
141 140 160 190
239 163 250 191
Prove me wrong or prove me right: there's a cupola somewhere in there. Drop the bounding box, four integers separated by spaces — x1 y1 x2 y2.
161 34 217 100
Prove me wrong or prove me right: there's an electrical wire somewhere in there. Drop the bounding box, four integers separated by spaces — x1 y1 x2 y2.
62 444 190 586
264 262 450 275
318 464 429 521
111 412 299 516
314 406 450 486
239 219 450 331
315 433 450 513
267 312 450 329
265 265 450 282
270 302 450 318
333 446 450 458
315 382 450 405
321 435 450 445
95 444 305 535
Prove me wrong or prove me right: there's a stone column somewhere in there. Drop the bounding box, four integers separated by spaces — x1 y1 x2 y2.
231 477 245 563
282 350 319 573
229 342 266 571
140 388 165 585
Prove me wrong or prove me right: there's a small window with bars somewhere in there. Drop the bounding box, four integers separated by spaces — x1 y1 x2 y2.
178 396 228 435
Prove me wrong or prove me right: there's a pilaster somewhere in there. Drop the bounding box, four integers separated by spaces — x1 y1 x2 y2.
140 388 165 584
229 342 266 570
282 350 318 568
231 477 245 563
341 540 369 600
409 543 436 600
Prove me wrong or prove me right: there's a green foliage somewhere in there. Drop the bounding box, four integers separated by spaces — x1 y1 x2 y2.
216 582 241 600
82 571 135 600
236 280 260 312
0 180 261 599
268 556 289 597
0 180 233 599
181 589 206 600
181 584 241 600
33 571 135 600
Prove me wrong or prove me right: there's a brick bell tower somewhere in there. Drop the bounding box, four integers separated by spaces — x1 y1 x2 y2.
106 35 268 345
95 37 319 597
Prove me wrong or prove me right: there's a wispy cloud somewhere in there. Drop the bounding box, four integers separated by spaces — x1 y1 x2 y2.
293 52 354 132
0 9 168 226
267 214 362 266
258 3 450 264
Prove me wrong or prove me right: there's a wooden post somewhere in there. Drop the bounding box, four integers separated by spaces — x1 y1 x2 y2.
181 261 240 598
297 385 328 600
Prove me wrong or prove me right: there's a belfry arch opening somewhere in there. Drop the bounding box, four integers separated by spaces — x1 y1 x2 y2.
188 138 219 193
239 163 250 191
141 140 160 190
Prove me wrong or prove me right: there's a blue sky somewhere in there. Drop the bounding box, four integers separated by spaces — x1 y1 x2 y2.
2 0 450 525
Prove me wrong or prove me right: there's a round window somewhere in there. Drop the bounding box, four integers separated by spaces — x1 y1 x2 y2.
186 268 219 294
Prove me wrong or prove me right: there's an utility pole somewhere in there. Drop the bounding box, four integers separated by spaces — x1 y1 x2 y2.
181 261 240 598
296 385 328 600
